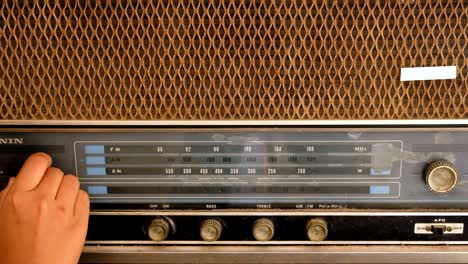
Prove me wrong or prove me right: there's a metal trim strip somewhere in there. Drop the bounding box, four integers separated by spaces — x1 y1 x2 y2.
84 240 468 245
79 245 468 263
1 119 468 126
89 210 468 216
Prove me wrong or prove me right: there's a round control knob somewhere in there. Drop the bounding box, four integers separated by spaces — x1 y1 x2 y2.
306 218 328 242
425 160 458 194
200 219 223 242
147 218 170 242
252 218 275 241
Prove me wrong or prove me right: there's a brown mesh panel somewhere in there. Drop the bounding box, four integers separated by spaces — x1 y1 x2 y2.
0 0 466 120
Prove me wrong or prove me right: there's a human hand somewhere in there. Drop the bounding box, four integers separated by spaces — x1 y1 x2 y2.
0 152 90 264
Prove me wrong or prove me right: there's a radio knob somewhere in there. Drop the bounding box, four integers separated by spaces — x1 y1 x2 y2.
306 218 328 241
425 160 458 194
147 218 170 242
252 218 275 241
200 219 223 242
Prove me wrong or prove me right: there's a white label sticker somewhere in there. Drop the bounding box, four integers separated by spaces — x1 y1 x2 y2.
400 66 456 81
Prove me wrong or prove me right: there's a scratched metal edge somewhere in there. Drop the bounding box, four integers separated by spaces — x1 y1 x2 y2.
0 119 467 126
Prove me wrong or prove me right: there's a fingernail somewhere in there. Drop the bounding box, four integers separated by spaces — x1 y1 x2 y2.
33 152 52 161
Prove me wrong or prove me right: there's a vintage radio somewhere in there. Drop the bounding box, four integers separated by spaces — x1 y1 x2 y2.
0 1 467 263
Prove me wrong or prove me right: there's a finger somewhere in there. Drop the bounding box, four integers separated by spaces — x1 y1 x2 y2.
36 167 64 199
74 189 90 219
12 152 52 192
56 174 80 207
0 177 15 204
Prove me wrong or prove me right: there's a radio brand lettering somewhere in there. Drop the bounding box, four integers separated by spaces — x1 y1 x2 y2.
0 138 24 144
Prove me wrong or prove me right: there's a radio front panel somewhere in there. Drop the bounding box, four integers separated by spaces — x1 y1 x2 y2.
1 127 468 245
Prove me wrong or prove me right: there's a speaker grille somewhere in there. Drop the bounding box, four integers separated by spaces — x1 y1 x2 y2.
0 1 466 120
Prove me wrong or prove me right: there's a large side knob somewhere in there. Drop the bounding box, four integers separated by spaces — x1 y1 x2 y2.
252 218 275 241
147 217 170 241
200 219 223 242
306 218 328 241
425 160 458 194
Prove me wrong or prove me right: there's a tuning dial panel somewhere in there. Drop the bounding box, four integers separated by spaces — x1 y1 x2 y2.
252 218 275 241
425 160 458 194
200 219 223 242
147 217 170 242
306 218 328 241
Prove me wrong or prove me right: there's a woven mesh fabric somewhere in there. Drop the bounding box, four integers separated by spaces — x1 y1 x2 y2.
0 0 466 120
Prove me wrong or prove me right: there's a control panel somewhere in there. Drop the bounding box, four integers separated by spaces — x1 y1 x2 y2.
0 127 468 245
